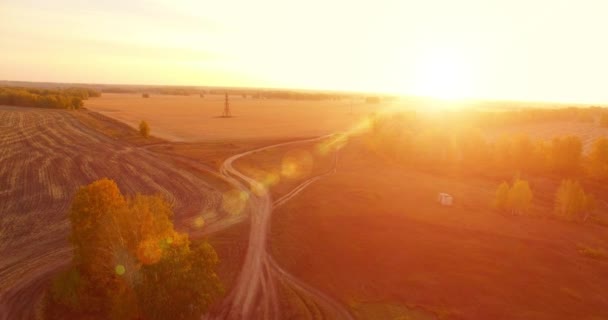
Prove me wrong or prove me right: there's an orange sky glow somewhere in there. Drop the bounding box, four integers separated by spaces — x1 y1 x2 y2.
1 0 608 103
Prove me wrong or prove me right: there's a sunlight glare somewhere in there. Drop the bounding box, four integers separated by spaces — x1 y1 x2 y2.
412 48 476 100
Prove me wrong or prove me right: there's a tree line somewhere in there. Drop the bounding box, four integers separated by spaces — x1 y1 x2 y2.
493 178 596 222
0 86 101 109
367 111 608 178
439 107 608 129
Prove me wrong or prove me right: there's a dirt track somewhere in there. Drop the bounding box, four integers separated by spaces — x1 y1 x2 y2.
0 106 222 319
209 136 354 320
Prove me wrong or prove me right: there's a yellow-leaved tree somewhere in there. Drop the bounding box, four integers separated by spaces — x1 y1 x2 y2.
507 179 534 215
45 178 223 319
493 179 534 215
139 120 150 138
554 179 596 222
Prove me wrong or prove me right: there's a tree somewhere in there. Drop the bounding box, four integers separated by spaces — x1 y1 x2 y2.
142 93 150 98
507 179 533 215
45 179 223 319
555 179 596 221
588 137 608 179
493 182 510 211
139 120 150 138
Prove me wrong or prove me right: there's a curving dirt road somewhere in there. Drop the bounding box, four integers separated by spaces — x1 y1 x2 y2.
209 136 354 320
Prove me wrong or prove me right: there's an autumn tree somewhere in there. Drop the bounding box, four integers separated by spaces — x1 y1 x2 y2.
554 179 596 222
45 179 222 319
139 120 150 138
493 179 533 215
0 86 98 109
507 179 534 215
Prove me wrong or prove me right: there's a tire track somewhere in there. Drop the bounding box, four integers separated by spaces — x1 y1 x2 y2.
208 135 354 320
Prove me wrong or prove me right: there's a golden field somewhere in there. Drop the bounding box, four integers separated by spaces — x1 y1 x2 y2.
85 93 384 141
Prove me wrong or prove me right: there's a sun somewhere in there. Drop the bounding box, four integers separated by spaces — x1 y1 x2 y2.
412 48 476 100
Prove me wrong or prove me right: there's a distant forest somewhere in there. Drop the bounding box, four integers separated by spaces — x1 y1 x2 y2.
102 86 371 101
0 87 101 109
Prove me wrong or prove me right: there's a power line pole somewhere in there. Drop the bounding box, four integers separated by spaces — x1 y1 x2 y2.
222 92 232 117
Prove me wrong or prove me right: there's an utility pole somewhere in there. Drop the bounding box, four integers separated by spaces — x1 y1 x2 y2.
222 92 232 117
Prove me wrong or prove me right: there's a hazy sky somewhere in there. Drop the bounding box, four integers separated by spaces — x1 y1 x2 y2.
2 0 608 103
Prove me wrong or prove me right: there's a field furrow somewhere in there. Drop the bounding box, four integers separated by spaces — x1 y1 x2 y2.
0 106 222 318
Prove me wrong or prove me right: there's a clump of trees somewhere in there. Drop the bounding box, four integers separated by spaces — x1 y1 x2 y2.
554 180 595 222
142 93 150 98
44 179 223 319
365 112 595 177
494 179 534 215
0 87 100 109
465 107 605 128
139 120 150 138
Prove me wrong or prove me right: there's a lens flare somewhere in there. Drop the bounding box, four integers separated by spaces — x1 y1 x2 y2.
193 216 205 228
115 264 126 276
281 149 313 179
222 189 250 215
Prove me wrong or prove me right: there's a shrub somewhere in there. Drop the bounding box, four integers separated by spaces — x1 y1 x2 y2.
139 120 150 138
555 179 595 222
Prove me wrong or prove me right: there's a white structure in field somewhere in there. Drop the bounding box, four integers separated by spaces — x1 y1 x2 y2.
437 193 453 206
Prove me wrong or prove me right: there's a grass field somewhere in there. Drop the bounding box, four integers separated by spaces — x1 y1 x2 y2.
85 93 384 141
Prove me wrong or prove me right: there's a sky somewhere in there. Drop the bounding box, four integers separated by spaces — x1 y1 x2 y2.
1 0 608 103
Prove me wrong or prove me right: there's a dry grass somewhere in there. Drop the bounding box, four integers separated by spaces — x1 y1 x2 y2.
85 93 385 141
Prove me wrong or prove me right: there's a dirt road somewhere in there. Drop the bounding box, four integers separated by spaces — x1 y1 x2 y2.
210 136 354 320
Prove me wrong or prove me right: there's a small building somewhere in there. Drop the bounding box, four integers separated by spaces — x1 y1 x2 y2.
437 193 453 206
